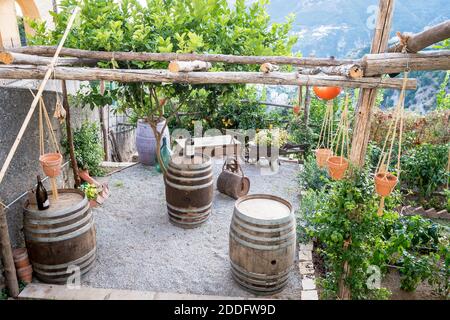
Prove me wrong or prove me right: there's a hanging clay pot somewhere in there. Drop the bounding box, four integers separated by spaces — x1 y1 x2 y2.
315 148 333 168
39 153 62 178
327 156 349 180
374 172 398 197
313 86 341 100
16 265 33 284
13 248 30 269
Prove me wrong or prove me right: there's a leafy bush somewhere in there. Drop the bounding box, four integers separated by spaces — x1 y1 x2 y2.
298 154 330 191
62 122 105 176
401 143 449 197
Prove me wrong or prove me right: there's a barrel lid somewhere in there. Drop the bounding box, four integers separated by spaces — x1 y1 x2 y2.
24 189 88 218
235 194 292 224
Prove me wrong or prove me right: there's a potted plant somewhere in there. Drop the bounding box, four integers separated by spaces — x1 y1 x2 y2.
80 182 99 208
253 128 289 163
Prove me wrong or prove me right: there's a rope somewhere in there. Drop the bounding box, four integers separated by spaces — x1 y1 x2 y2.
316 100 334 150
30 89 61 155
376 72 409 177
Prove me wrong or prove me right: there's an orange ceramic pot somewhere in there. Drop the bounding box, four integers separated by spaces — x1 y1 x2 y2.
315 148 333 168
374 172 398 197
13 248 30 269
16 265 33 284
39 153 63 178
313 86 341 100
327 156 349 180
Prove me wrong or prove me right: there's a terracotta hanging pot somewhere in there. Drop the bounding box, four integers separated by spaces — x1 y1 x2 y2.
13 248 30 269
315 148 333 168
39 153 63 178
313 86 341 100
374 172 398 197
327 156 349 180
16 265 33 283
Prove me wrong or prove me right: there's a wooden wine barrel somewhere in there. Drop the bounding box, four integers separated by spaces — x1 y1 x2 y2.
164 154 214 228
229 194 296 295
23 189 96 284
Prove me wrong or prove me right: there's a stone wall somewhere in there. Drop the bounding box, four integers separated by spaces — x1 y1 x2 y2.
0 86 98 248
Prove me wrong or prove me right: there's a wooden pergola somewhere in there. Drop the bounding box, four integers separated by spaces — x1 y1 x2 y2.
0 0 449 299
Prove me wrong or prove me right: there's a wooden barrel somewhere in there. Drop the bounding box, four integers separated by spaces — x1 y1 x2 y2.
229 194 296 295
23 189 96 284
164 154 214 228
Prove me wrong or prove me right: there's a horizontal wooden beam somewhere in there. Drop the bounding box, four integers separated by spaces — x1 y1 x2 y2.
364 50 450 76
0 65 417 89
10 46 357 67
0 51 96 66
388 20 450 53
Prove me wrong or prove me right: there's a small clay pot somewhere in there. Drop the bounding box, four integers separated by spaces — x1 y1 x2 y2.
89 199 98 208
79 169 96 185
374 172 398 197
327 156 349 180
39 153 63 178
16 265 33 284
315 148 333 168
13 248 30 269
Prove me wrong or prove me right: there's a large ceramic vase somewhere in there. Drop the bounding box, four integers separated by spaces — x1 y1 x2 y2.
136 119 170 166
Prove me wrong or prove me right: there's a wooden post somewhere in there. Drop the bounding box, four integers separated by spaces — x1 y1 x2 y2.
349 0 396 168
0 204 19 298
303 86 311 126
61 80 81 188
343 0 396 300
99 106 109 161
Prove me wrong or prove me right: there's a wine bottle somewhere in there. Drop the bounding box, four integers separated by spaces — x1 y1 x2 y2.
36 175 50 210
185 137 195 159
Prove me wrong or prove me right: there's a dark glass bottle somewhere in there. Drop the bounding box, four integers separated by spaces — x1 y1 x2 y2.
36 175 50 210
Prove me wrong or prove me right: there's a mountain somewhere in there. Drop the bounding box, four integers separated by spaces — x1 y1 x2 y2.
267 0 449 58
264 0 449 113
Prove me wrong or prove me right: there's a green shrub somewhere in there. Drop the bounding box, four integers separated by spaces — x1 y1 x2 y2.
401 143 449 197
62 122 105 177
298 154 330 191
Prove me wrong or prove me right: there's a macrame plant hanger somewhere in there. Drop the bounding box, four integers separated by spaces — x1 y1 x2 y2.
374 71 409 216
328 93 350 180
315 100 334 168
32 89 62 201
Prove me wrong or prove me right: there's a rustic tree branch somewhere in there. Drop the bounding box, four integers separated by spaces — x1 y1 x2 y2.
61 80 81 188
0 51 96 66
0 65 416 90
388 20 450 53
10 45 358 67
168 60 212 72
0 204 19 298
298 64 364 78
364 50 450 76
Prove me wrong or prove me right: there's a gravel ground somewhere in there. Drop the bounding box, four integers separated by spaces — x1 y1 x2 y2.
83 160 302 299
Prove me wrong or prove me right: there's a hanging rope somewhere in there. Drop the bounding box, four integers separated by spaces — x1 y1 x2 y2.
333 93 350 160
376 72 409 176
316 100 335 150
30 89 61 155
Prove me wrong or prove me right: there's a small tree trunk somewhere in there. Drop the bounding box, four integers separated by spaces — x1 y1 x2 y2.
303 86 311 126
0 204 19 298
99 106 109 161
61 80 81 188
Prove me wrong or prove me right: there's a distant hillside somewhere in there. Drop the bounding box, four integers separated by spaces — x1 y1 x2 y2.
263 0 449 113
